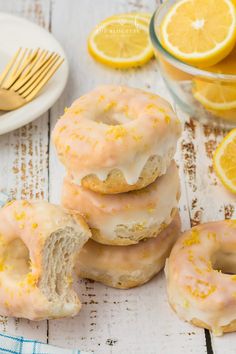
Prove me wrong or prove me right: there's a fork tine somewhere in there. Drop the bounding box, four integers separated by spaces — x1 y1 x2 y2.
20 55 61 98
17 53 59 94
11 48 29 76
14 48 40 77
12 50 55 91
0 48 22 87
24 57 64 102
16 48 46 80
2 48 38 89
11 49 48 90
9 49 40 84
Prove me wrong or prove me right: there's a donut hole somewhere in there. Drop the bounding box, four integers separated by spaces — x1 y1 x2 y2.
212 251 236 274
95 113 119 125
3 238 30 281
95 109 131 125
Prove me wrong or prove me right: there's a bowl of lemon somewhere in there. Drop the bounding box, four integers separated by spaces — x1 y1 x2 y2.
150 0 236 128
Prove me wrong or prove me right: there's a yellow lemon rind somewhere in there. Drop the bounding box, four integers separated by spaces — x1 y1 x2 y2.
193 87 236 111
213 128 236 194
88 19 153 69
161 0 236 68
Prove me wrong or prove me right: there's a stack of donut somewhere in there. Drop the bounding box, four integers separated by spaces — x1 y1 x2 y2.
53 85 182 289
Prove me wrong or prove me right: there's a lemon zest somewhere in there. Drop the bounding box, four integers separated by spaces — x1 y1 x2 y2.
106 126 127 140
187 279 216 299
183 229 200 247
14 211 26 221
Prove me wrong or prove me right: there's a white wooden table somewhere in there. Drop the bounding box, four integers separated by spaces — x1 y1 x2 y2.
0 1 235 353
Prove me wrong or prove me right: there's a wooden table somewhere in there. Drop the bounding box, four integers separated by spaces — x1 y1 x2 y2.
0 0 235 353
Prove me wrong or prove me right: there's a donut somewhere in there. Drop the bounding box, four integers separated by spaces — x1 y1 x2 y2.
62 160 180 246
165 220 236 336
52 85 181 194
77 213 181 289
0 200 91 320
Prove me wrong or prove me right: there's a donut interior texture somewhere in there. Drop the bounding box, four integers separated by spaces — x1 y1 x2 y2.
39 226 86 314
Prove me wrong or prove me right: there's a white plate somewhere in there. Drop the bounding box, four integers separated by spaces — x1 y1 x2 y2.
0 13 68 135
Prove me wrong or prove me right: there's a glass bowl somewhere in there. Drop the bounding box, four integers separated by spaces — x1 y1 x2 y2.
149 0 236 128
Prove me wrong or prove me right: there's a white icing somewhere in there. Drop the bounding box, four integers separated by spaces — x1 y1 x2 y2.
77 216 181 288
98 208 176 242
53 86 181 187
166 272 236 336
165 221 236 336
70 132 176 186
95 170 108 182
64 162 180 244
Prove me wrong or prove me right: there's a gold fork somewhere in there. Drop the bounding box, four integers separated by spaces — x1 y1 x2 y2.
0 48 64 111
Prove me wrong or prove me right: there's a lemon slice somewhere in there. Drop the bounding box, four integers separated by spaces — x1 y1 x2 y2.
210 108 236 122
193 80 236 111
213 128 236 193
207 46 236 75
88 17 153 69
161 0 236 68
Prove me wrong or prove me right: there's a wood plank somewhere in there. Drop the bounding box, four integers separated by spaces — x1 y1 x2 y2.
49 0 207 352
0 0 50 342
176 110 236 354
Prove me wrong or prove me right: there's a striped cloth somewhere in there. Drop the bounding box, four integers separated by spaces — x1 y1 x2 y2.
0 332 91 354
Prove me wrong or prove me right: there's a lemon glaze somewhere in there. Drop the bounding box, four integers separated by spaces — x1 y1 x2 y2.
53 85 181 186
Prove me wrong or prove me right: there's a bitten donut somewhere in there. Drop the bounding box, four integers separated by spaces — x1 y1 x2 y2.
166 220 236 336
53 85 181 194
62 161 180 245
77 213 181 289
0 200 91 321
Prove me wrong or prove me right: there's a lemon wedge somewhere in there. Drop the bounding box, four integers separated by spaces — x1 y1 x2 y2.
207 46 236 75
213 128 236 193
88 15 153 69
193 80 236 111
160 0 236 68
193 45 236 118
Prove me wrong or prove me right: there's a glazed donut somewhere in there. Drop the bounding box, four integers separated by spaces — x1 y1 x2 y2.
62 161 180 245
0 200 91 321
53 85 181 194
166 220 236 336
77 213 181 289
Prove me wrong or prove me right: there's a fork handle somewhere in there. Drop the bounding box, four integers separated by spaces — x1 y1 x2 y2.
0 88 26 111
